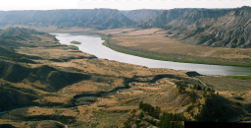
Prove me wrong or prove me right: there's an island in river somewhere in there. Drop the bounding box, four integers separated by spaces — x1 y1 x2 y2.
70 40 82 44
54 33 251 76
0 28 251 128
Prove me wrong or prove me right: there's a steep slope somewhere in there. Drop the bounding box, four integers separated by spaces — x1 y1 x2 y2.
142 6 251 48
0 7 249 47
0 9 135 29
140 8 199 28
0 27 219 127
121 9 163 23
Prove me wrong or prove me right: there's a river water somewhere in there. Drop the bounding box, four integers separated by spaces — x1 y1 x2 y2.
53 33 251 76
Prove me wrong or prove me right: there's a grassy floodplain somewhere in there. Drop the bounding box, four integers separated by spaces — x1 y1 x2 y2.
224 76 251 81
99 28 251 67
1 27 251 127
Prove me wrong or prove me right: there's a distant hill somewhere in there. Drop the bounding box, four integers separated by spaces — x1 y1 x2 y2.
0 27 251 128
0 7 250 48
0 9 136 30
121 9 163 23
0 9 163 29
142 6 251 48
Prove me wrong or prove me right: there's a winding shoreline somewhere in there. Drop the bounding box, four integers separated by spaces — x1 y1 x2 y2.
102 38 251 68
54 33 251 75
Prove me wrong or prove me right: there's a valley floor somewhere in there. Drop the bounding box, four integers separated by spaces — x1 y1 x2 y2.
1 28 251 128
99 28 251 67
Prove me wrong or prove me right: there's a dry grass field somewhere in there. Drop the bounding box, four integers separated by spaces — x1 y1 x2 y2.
1 28 251 127
0 29 209 127
99 28 251 66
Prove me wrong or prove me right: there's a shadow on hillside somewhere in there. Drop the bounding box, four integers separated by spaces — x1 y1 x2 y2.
197 94 244 122
0 61 90 91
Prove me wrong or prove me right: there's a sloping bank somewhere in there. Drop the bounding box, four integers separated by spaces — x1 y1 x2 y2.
103 37 251 67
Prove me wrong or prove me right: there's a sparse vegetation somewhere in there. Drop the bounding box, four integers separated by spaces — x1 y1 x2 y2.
139 102 161 119
138 102 185 128
70 41 81 45
102 28 251 67
196 94 243 122
175 81 188 93
1 27 251 127
225 76 251 81
159 113 185 128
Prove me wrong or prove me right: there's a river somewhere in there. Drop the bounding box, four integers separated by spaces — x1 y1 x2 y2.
53 33 251 76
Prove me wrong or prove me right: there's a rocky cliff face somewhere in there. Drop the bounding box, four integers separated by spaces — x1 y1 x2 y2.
0 7 249 48
122 9 163 23
0 27 213 127
143 6 251 48
0 28 250 127
0 9 136 30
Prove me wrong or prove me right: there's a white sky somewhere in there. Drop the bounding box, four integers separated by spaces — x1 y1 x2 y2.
0 0 250 11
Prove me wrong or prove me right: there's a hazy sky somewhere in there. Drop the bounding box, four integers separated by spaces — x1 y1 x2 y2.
0 0 250 11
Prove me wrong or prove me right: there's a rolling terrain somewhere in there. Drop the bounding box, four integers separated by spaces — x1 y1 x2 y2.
0 5 250 127
1 28 251 128
141 6 251 48
121 9 163 23
100 28 251 67
0 9 135 30
0 7 249 66
0 6 250 48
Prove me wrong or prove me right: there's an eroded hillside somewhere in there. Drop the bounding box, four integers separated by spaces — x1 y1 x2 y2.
142 6 251 48
0 7 249 48
0 28 250 128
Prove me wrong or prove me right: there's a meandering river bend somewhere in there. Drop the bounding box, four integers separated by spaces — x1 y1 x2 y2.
53 33 251 76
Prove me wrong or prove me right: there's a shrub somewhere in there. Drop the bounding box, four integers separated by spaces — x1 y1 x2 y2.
139 102 160 119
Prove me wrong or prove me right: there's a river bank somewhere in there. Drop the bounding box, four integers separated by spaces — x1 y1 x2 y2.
103 40 251 67
53 33 251 75
98 28 251 68
2 28 251 127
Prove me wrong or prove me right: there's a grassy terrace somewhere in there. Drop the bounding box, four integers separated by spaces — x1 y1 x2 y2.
103 40 251 67
98 28 251 68
2 28 251 127
225 76 251 81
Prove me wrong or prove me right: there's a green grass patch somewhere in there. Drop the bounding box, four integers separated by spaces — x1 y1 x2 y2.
70 41 81 44
103 41 251 67
225 76 251 81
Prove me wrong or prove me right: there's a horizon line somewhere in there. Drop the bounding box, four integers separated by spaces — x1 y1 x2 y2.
0 6 249 12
